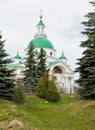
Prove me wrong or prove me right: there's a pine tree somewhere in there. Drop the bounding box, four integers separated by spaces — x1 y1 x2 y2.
36 71 49 98
46 79 60 102
0 33 15 100
37 48 46 79
75 1 95 99
23 42 37 92
36 71 60 102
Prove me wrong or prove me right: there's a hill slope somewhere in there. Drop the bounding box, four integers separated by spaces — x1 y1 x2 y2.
0 94 95 130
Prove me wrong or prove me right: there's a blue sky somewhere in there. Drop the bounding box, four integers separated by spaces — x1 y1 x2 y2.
0 0 93 77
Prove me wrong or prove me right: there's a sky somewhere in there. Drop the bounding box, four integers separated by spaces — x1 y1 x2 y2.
0 0 93 78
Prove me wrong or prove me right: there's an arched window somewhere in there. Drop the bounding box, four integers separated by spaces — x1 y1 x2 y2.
50 52 52 56
53 66 62 74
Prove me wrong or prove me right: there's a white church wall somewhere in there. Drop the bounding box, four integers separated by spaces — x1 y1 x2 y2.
49 62 74 94
35 48 56 57
46 56 58 63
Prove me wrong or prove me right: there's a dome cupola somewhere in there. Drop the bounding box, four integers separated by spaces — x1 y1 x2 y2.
27 11 56 57
14 52 22 60
28 11 55 50
28 36 54 49
13 52 23 64
59 51 67 63
35 10 46 38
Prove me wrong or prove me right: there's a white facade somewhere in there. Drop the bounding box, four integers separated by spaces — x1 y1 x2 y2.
49 61 74 93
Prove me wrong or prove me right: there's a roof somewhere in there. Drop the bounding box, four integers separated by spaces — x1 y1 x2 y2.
37 19 44 26
47 61 74 74
46 61 59 69
7 63 25 68
28 36 54 49
59 54 67 60
13 54 22 60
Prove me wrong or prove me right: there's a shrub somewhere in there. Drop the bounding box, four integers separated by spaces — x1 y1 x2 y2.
14 86 25 104
14 78 25 104
36 72 48 98
36 72 60 102
46 80 60 102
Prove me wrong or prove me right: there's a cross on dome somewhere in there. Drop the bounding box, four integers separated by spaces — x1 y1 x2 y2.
40 9 43 19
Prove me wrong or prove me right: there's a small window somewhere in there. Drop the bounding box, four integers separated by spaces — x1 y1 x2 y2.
19 61 22 64
50 52 52 56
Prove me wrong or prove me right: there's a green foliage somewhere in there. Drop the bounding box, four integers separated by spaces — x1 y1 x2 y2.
36 71 48 98
0 33 15 101
13 78 25 104
75 1 95 99
36 71 60 102
37 48 46 79
14 86 25 104
1 94 95 130
46 80 60 102
23 42 37 92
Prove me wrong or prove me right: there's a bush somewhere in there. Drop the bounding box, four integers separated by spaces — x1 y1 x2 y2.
13 78 25 104
46 80 60 102
36 72 48 98
36 72 60 102
14 86 25 104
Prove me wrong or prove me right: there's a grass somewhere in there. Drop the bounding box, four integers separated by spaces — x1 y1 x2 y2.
0 94 95 130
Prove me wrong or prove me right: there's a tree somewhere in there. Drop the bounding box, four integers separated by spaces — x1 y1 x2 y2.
0 33 15 100
37 48 46 79
46 78 60 102
36 71 60 102
14 78 25 104
36 71 49 98
75 1 95 99
23 42 37 92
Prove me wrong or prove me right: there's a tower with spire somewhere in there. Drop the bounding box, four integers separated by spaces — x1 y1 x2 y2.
35 10 46 38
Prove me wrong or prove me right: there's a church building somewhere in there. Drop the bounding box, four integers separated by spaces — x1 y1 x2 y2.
8 13 74 94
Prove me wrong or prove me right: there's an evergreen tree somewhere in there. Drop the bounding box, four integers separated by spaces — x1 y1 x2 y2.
46 79 60 102
23 42 37 92
0 33 15 100
14 78 25 104
36 71 60 102
37 48 46 79
36 71 49 98
75 1 95 99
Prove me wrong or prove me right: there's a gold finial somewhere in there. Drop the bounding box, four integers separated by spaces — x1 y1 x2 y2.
40 9 43 19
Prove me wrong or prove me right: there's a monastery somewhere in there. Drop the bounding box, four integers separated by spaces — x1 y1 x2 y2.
7 13 74 94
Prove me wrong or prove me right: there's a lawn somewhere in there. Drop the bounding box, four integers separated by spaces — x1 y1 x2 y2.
0 94 95 130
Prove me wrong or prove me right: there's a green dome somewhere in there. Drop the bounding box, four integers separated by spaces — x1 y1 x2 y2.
14 54 22 60
59 54 67 60
28 36 54 49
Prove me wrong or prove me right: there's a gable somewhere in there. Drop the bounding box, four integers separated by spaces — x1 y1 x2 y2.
49 61 74 74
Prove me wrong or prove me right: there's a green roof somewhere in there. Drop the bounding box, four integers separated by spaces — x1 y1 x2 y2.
37 19 44 26
28 36 54 49
49 61 59 66
14 54 22 60
7 63 24 68
59 54 67 60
